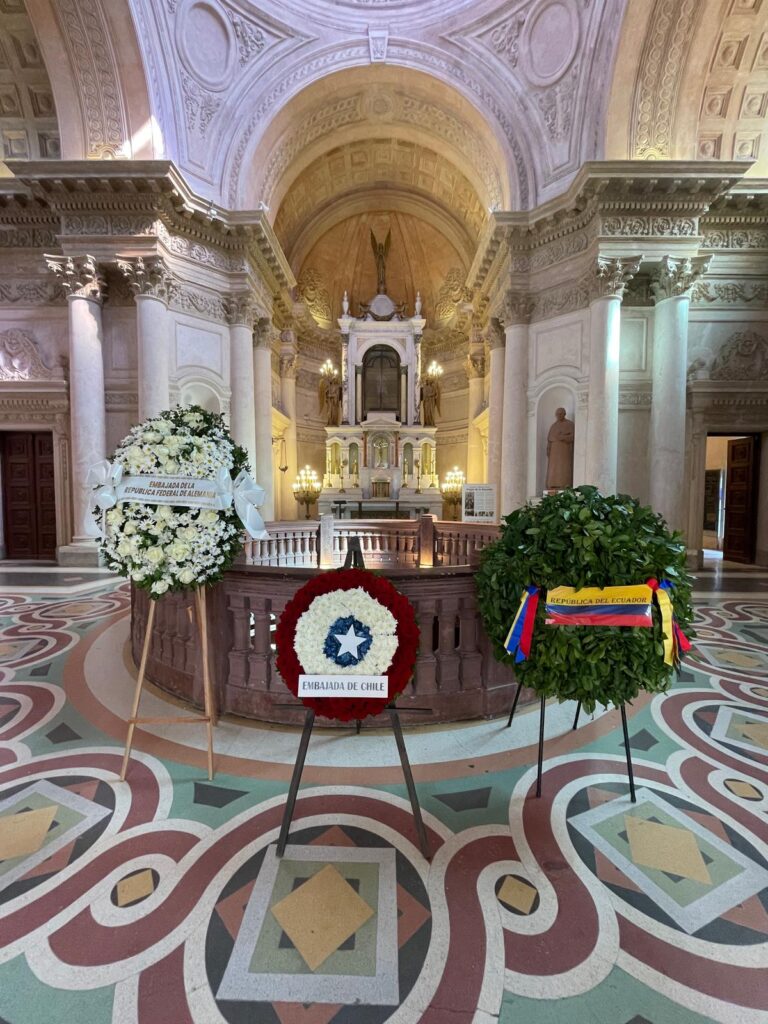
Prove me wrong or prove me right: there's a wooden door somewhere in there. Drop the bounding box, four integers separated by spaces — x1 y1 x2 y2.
723 435 759 563
1 432 57 560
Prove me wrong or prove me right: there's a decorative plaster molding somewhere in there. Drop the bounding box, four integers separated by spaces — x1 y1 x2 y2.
368 28 389 62
169 283 228 323
651 255 711 301
631 0 698 159
180 70 221 136
702 228 768 249
44 254 106 301
297 268 332 324
0 280 65 305
54 0 128 157
536 65 578 143
157 224 248 273
0 227 58 248
254 317 272 350
691 280 768 306
711 331 768 381
619 389 652 408
62 213 159 236
105 391 139 408
532 279 590 321
116 255 173 301
601 216 698 237
280 351 299 378
227 10 266 65
485 13 524 69
0 330 63 381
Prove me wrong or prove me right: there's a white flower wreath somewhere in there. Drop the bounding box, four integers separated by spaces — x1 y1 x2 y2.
91 405 266 597
294 587 398 676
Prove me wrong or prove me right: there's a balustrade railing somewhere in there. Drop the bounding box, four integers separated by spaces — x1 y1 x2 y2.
243 516 499 570
132 562 527 728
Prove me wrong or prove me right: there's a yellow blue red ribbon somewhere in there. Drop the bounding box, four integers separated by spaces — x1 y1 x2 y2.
545 584 653 627
647 578 691 667
504 585 539 662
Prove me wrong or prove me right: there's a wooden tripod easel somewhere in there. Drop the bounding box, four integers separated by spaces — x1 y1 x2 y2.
120 587 216 781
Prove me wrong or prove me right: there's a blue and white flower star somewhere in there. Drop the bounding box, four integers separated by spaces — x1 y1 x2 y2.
324 616 373 666
294 587 398 675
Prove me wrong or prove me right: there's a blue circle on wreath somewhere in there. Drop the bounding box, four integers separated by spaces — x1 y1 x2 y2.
324 615 373 667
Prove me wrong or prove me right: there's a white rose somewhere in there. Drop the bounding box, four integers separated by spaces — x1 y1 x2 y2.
199 510 219 526
116 540 132 557
164 459 179 474
156 505 173 521
106 509 123 525
151 579 169 595
145 546 165 565
156 420 172 436
167 541 191 561
178 567 196 585
123 522 136 535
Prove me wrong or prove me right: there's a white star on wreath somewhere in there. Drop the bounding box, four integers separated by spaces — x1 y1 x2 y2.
334 623 367 658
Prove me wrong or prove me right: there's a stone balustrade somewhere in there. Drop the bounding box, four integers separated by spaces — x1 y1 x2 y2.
243 515 499 570
131 560 531 728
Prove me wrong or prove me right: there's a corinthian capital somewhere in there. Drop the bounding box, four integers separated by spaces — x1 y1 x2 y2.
499 289 534 327
254 317 272 349
223 292 257 327
44 254 106 302
651 255 712 302
116 255 173 301
589 255 643 302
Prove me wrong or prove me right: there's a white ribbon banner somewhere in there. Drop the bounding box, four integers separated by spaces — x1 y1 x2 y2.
87 460 269 540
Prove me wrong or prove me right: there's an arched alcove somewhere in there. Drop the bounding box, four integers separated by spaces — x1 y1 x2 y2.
534 384 577 498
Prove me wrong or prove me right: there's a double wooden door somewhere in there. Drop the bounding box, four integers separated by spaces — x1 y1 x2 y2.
1 432 57 560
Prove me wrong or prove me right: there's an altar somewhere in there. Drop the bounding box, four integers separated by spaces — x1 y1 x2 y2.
317 277 443 518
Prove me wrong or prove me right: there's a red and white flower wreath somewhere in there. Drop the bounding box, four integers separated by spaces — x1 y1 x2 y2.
275 568 420 721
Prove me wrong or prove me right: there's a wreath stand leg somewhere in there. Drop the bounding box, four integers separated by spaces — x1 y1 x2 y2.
276 706 431 861
536 696 545 798
572 702 581 730
387 707 430 860
619 703 637 803
120 589 216 782
276 708 315 857
505 681 523 728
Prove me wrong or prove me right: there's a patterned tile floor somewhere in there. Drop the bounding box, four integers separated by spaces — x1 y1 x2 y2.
0 572 766 1023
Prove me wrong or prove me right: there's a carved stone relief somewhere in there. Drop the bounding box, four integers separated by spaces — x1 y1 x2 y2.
691 280 768 306
710 331 768 380
0 4 61 160
651 255 711 301
297 268 332 324
54 0 128 157
631 0 698 159
0 329 63 381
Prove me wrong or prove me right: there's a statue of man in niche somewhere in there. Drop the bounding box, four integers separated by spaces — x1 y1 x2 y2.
370 229 391 295
545 408 574 490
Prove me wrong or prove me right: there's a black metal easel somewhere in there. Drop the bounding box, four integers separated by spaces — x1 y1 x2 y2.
506 685 636 802
276 537 432 859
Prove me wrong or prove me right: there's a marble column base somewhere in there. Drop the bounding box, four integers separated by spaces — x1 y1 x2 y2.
57 540 104 567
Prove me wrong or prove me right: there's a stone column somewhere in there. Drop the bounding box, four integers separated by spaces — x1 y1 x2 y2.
585 256 642 494
650 256 710 532
224 293 258 473
486 321 505 518
464 338 486 483
341 335 350 424
500 292 534 514
279 331 299 520
45 254 107 564
413 334 422 425
253 319 275 521
116 256 172 421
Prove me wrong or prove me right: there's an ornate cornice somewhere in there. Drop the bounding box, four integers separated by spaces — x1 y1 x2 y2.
116 255 173 301
44 254 107 302
651 255 711 302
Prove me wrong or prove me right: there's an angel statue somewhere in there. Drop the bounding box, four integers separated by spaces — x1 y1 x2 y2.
420 375 441 427
371 229 391 295
319 372 342 426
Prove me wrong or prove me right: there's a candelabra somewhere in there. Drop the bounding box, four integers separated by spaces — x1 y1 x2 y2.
441 466 465 521
425 360 443 381
414 455 421 494
339 456 348 493
292 465 322 519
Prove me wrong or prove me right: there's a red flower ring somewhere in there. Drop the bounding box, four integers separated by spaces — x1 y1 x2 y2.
275 568 420 721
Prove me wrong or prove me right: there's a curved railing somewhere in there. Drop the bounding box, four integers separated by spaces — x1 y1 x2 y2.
131 557 533 728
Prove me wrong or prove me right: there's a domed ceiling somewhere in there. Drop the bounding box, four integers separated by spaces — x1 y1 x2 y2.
294 209 467 329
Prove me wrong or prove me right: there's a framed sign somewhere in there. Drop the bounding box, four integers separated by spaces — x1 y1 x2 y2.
462 483 496 523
